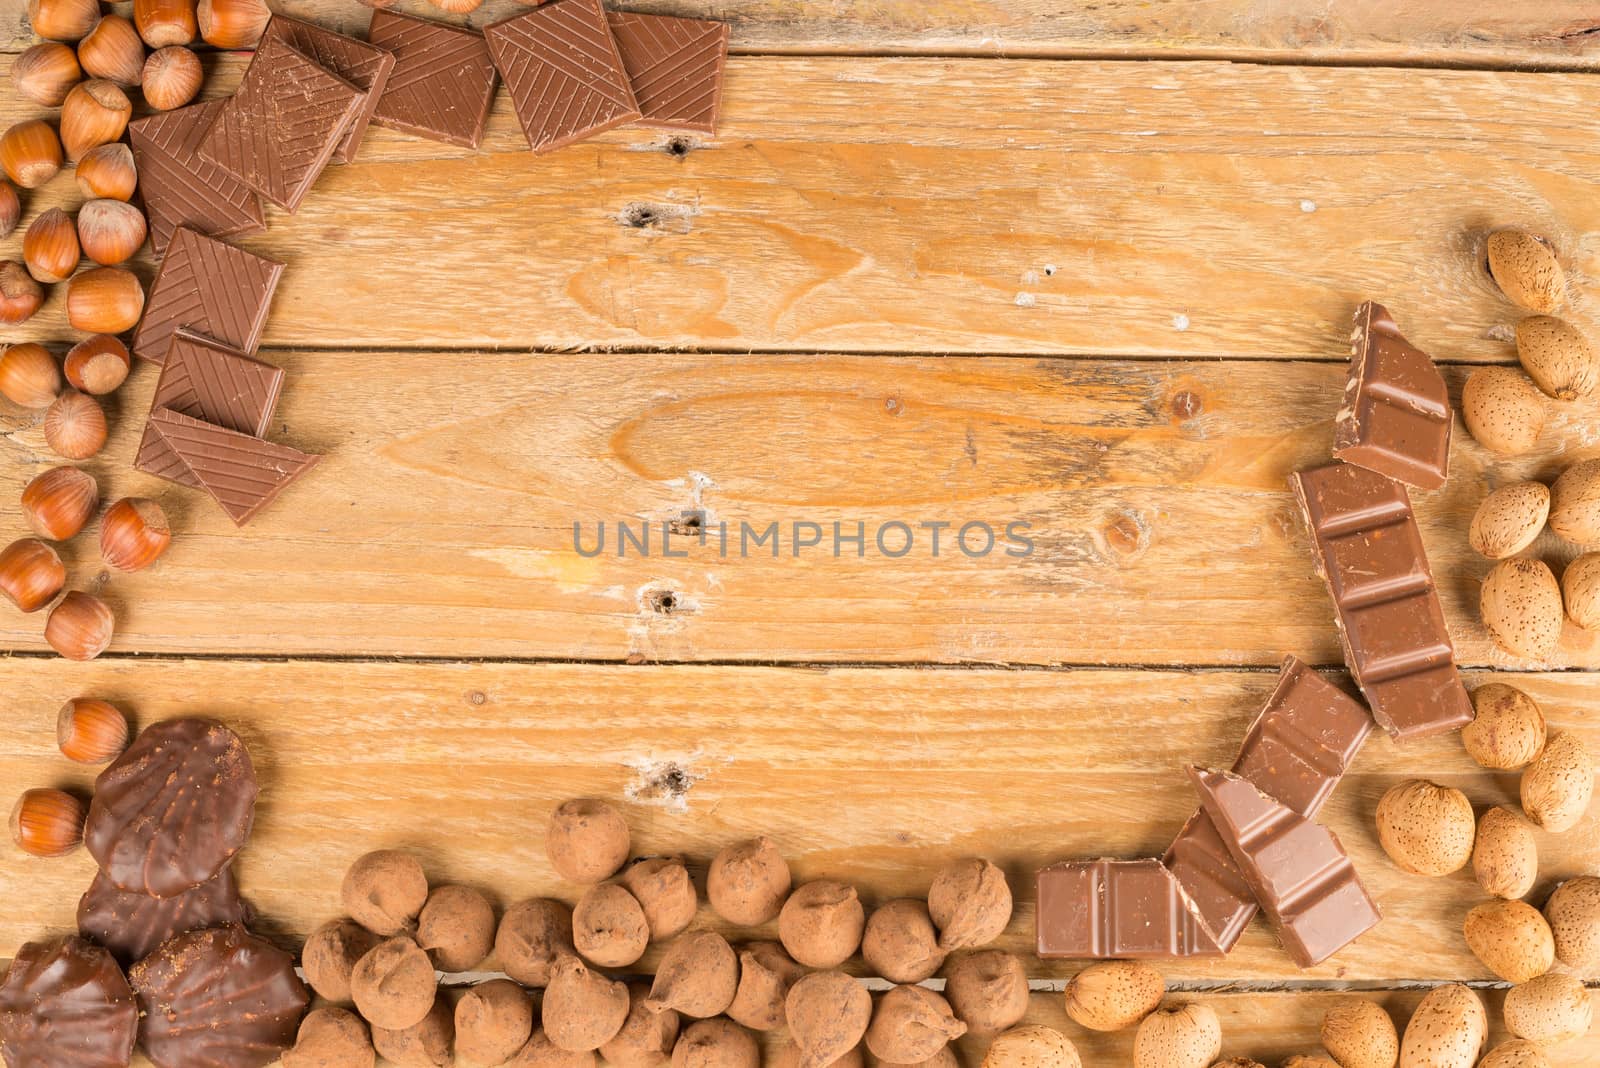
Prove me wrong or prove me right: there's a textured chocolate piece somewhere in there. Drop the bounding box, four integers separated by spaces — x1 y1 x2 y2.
1164 655 1373 953
131 227 284 364
1187 767 1381 968
1035 858 1217 959
145 409 322 526
79 867 252 967
197 35 365 213
135 332 284 488
485 0 641 155
84 718 259 898
0 936 138 1068
1291 461 1473 741
1334 302 1452 490
128 100 266 257
262 13 396 163
368 10 498 149
606 12 728 134
130 926 308 1068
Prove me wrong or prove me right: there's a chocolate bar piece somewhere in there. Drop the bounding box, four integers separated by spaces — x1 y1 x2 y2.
1187 767 1380 968
485 0 641 155
606 12 728 134
262 13 397 164
136 332 285 486
0 936 138 1068
1036 858 1219 959
1290 461 1473 741
144 409 321 526
79 866 251 967
1165 655 1373 953
131 227 284 364
198 35 366 212
128 100 266 257
368 10 498 149
1333 302 1452 490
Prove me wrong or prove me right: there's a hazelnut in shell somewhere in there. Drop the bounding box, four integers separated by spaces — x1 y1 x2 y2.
65 334 131 395
61 80 131 160
198 0 271 48
508 1029 597 1068
546 798 630 884
620 857 698 941
0 343 63 409
282 1006 375 1068
46 591 114 660
11 42 81 108
928 858 1012 949
1464 683 1546 770
671 1018 759 1068
67 266 144 334
726 941 805 1032
785 971 871 1068
134 0 198 47
29 0 101 42
303 918 381 1003
101 498 172 572
76 143 137 201
142 46 201 110
778 880 864 968
78 16 145 88
454 979 532 1067
56 697 127 764
708 836 791 926
45 391 107 460
341 848 429 935
982 1025 1081 1068
541 953 628 1052
1461 366 1545 456
10 787 86 857
371 993 453 1068
0 537 65 613
1 120 63 188
862 898 945 984
415 884 495 972
864 986 966 1064
1544 876 1600 973
599 983 680 1068
350 936 438 1031
0 182 18 238
0 262 44 324
77 199 146 266
495 897 573 987
24 206 78 284
943 949 1029 1035
573 882 649 969
645 930 738 1019
1064 959 1164 1032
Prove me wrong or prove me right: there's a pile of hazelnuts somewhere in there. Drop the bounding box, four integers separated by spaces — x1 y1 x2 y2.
284 798 1047 1068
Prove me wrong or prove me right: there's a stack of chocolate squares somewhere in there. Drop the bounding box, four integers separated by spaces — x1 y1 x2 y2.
1036 303 1474 968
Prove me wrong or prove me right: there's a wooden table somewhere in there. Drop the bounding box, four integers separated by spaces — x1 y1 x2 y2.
3 1 1599 1060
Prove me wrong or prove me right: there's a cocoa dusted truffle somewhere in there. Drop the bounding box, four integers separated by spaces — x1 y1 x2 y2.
371 993 454 1068
302 919 381 1003
928 859 1011 950
546 799 631 884
671 1018 760 1068
350 936 438 1031
342 850 430 936
864 986 968 1063
862 899 946 984
942 950 1028 1035
573 883 650 968
282 1007 375 1068
645 930 739 1019
495 898 574 987
507 1029 597 1068
542 953 629 1052
785 971 872 1068
0 936 137 1068
455 979 533 1067
707 837 791 926
600 983 681 1067
770 1043 867 1068
416 885 496 973
879 1046 959 1068
621 858 698 942
727 941 806 1031
779 881 865 968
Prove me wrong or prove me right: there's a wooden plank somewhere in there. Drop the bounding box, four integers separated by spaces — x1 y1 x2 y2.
8 1 1600 68
6 59 1600 359
2 660 1597 985
1 352 1597 665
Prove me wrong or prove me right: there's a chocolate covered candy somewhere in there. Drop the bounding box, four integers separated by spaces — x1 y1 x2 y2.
0 936 138 1068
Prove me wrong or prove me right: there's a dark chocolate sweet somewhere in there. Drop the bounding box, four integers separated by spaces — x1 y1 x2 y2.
1333 302 1452 490
0 936 138 1068
84 717 259 898
78 865 252 966
130 925 309 1068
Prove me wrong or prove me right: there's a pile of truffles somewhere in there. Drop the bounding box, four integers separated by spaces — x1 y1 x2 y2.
286 798 1055 1068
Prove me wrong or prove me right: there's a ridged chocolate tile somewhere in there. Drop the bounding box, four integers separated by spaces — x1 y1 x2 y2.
128 100 265 257
145 409 320 526
197 35 366 212
131 227 284 365
136 332 284 483
486 0 641 155
606 12 727 134
262 13 397 164
368 10 498 149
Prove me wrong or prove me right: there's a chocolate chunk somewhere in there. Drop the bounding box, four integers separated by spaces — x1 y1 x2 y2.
151 330 284 436
605 12 728 134
197 35 366 213
128 100 266 258
1290 461 1473 741
142 408 322 526
1164 655 1373 953
130 925 309 1068
1186 767 1380 968
78 866 252 967
1034 858 1216 959
131 227 285 364
485 0 641 155
261 14 397 164
1334 302 1452 490
84 718 259 898
367 10 497 149
0 936 138 1068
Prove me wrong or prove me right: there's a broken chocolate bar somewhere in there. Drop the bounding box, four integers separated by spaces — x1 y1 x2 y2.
1035 857 1218 959
368 9 498 150
143 409 321 526
1333 302 1452 490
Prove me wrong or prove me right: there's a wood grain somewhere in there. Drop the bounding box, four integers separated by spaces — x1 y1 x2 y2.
1 660 1597 986
1 352 1596 665
6 58 1600 359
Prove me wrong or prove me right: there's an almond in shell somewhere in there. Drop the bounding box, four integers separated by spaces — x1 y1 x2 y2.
1543 876 1600 973
1549 459 1600 545
1471 806 1538 900
1463 684 1546 770
1461 367 1545 456
1487 230 1566 313
1480 558 1563 661
1319 996 1397 1068
1562 552 1600 630
1462 899 1554 983
1520 732 1594 833
1468 482 1549 559
1502 973 1593 1045
1397 984 1485 1068
1515 315 1599 401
